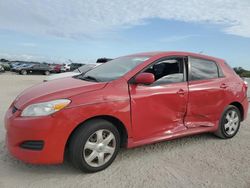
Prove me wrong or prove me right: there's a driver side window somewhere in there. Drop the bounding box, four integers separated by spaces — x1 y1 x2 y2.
32 65 39 69
143 57 185 86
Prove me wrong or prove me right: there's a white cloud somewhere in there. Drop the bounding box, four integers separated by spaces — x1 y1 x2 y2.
19 42 37 47
0 52 95 64
0 52 43 62
159 35 200 43
0 0 250 38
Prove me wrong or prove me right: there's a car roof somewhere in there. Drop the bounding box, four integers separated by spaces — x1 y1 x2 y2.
129 51 225 63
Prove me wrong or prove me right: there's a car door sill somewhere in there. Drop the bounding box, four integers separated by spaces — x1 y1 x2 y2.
127 126 215 148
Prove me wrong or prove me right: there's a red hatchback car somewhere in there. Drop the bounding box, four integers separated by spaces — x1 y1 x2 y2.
5 51 248 172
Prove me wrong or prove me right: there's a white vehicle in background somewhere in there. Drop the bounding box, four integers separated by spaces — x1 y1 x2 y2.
44 63 101 82
61 63 71 72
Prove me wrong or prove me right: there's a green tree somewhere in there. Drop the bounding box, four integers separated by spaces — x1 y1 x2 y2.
233 67 250 77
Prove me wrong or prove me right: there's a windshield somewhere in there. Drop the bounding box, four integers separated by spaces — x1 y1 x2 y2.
83 56 150 82
73 64 96 73
26 64 34 68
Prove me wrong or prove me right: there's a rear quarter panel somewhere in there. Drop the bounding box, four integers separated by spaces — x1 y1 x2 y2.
219 61 248 120
220 61 247 102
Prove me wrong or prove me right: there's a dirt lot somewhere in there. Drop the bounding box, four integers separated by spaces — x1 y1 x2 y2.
0 72 249 188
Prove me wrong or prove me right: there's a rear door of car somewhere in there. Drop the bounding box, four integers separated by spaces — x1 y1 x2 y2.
40 64 49 73
185 57 227 128
39 64 47 72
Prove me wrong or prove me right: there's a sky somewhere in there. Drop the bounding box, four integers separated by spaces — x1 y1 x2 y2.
0 0 250 69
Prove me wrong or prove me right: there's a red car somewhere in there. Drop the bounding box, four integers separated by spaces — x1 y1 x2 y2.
50 64 62 73
5 51 248 172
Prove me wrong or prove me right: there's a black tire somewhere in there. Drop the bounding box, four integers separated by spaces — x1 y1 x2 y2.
44 70 50 75
69 119 120 173
20 70 27 75
214 105 241 139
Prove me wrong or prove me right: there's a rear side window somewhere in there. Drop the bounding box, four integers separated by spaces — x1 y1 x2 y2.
189 57 219 81
39 64 45 68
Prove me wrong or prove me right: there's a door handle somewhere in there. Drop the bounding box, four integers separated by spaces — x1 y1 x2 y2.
177 89 185 95
220 83 228 89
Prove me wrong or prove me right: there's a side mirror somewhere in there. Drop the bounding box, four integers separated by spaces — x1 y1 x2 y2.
134 72 155 85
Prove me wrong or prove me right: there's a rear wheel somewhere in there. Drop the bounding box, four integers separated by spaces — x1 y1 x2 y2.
215 105 241 139
20 70 27 75
69 119 120 173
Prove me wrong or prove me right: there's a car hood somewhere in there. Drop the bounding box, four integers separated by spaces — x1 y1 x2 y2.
14 77 107 110
45 72 80 81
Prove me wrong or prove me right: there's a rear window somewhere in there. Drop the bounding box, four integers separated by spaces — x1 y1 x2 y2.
190 57 219 81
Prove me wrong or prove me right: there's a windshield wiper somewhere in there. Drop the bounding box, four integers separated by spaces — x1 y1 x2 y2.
81 75 99 82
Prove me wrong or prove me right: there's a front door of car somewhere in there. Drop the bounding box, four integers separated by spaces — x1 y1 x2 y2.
129 57 188 141
185 57 226 128
30 64 39 74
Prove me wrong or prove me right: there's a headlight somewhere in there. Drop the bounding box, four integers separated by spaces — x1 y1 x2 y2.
21 99 71 117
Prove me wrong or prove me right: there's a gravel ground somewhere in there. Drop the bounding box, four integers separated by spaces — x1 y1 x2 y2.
0 72 249 188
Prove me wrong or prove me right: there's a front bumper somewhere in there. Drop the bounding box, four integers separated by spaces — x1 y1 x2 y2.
4 106 72 164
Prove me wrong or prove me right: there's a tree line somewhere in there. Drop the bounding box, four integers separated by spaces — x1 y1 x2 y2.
233 67 250 78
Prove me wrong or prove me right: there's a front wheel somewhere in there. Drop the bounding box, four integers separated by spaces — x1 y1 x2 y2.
214 105 241 139
44 70 50 75
69 119 120 173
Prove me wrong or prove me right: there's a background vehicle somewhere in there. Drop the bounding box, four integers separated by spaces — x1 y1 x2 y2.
15 64 35 73
0 62 11 71
12 63 31 72
61 64 71 72
10 62 22 70
44 63 101 82
69 63 84 71
96 58 113 63
0 64 5 73
50 64 63 73
5 52 248 173
18 64 52 75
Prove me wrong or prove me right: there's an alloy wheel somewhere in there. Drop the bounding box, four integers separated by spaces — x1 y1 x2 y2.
224 109 240 136
83 129 116 167
21 70 27 75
